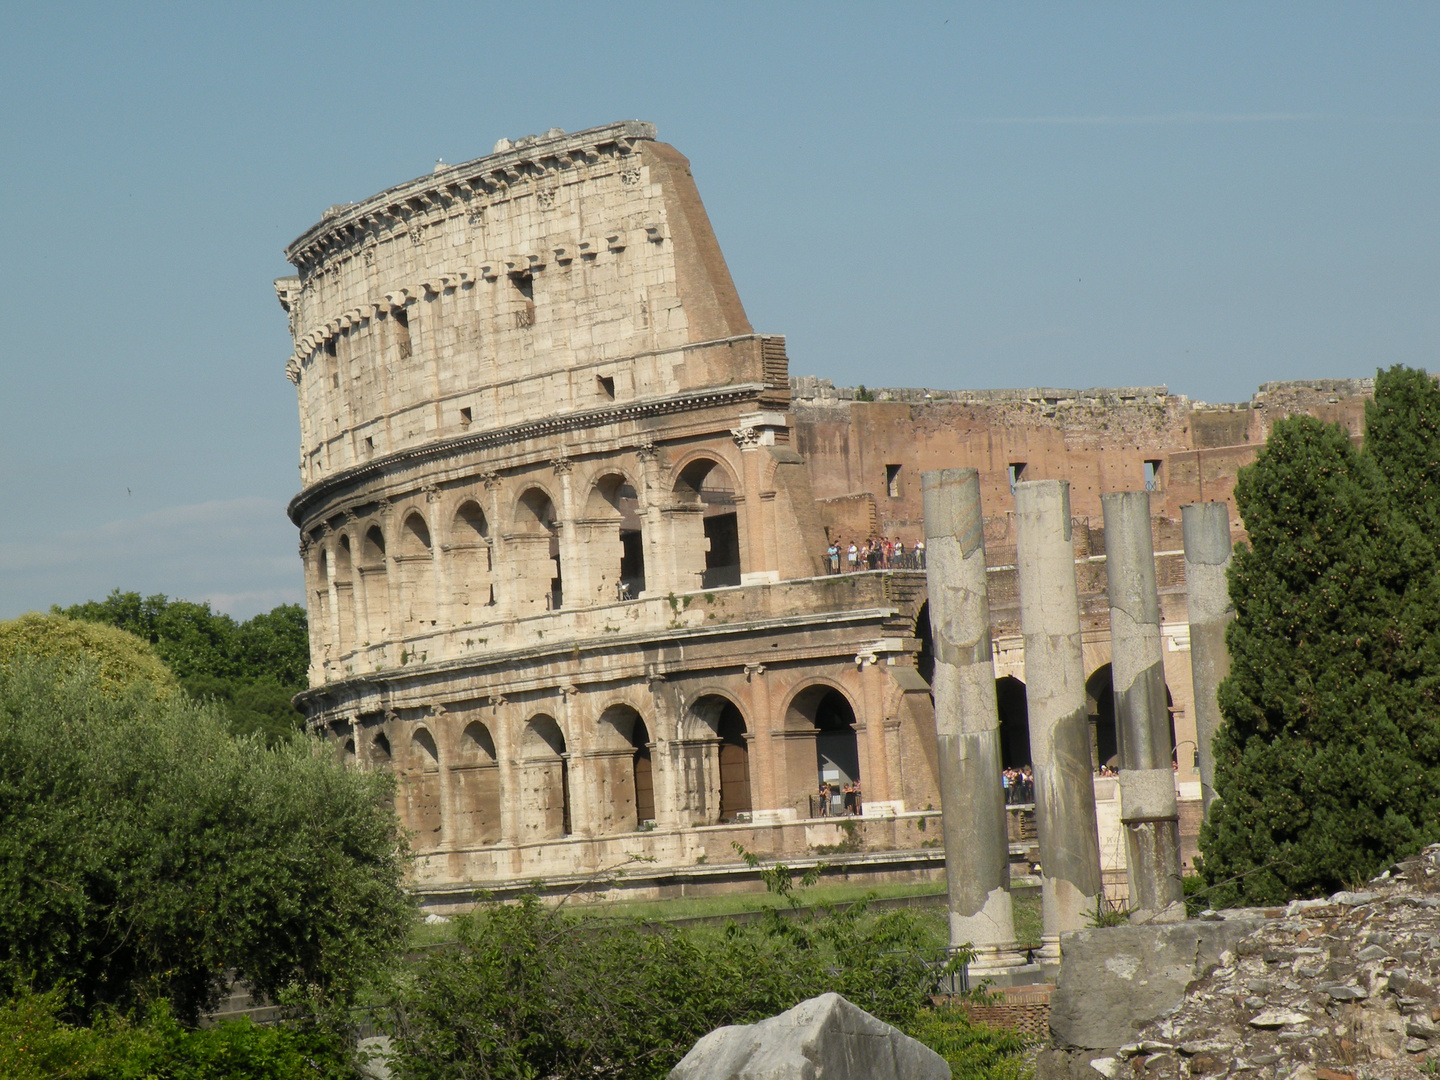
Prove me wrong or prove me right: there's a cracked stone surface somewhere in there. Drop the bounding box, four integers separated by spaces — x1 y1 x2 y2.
1046 843 1440 1080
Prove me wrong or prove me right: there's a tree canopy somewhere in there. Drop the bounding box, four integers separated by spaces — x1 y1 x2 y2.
1200 367 1440 904
56 591 310 742
0 655 411 1025
0 613 178 698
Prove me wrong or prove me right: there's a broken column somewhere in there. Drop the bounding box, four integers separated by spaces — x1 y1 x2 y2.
1101 491 1185 923
921 468 1024 973
1182 501 1234 814
1013 479 1103 960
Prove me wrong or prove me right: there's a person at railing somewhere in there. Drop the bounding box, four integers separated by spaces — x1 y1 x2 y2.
847 541 859 572
817 782 831 817
826 541 840 574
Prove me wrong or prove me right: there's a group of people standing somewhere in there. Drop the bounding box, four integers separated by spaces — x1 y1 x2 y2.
825 537 926 574
816 780 863 817
1001 766 1034 805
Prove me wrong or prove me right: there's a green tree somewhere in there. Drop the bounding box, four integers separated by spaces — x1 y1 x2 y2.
1199 410 1440 904
0 655 411 1024
56 591 310 742
0 613 178 698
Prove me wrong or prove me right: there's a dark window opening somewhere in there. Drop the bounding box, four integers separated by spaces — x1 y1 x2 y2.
512 272 535 328
702 513 742 588
460 406 472 427
1144 459 1162 492
996 676 1032 769
620 528 646 597
364 436 374 453
324 338 336 357
1008 462 1027 493
393 307 412 359
631 717 655 826
814 691 860 805
598 375 615 398
886 464 902 498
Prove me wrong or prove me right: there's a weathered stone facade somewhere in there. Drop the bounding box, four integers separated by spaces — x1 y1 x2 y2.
276 120 1376 901
277 123 941 900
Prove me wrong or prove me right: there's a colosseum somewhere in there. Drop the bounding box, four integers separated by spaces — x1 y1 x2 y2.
275 120 1373 905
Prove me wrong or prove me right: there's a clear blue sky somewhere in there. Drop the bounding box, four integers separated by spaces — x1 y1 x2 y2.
2 3 1436 619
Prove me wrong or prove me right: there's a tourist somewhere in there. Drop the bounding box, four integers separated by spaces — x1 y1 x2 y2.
847 542 858 572
894 538 906 568
826 541 840 574
851 780 862 816
915 538 926 569
842 781 856 816
817 782 831 817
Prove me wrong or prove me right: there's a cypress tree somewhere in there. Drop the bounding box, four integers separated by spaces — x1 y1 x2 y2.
1199 412 1440 904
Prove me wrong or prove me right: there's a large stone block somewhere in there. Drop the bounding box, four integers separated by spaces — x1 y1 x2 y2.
1048 918 1264 1050
666 993 949 1080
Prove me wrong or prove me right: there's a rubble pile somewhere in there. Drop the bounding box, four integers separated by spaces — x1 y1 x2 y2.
1098 843 1440 1079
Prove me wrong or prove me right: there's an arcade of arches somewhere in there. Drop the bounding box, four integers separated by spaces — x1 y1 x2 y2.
334 670 924 879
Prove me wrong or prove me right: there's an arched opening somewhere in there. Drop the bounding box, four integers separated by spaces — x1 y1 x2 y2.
514 488 562 613
1086 666 1118 771
674 459 741 588
583 474 646 602
520 714 570 839
681 695 751 824
409 727 443 847
715 704 751 821
451 500 493 616
339 735 356 767
334 535 356 654
371 730 392 766
360 525 389 642
996 676 1031 769
313 548 332 653
597 705 654 832
453 720 501 845
398 512 436 629
786 685 860 817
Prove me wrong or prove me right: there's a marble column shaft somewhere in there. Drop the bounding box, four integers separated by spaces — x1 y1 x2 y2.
1182 502 1234 814
921 469 1021 970
1014 479 1103 957
1101 491 1184 923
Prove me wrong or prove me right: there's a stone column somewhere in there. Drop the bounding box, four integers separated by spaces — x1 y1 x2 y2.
922 468 1023 972
1013 480 1103 960
1182 502 1234 814
1101 491 1185 923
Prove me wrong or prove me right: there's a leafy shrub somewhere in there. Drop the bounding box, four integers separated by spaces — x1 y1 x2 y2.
0 613 178 698
0 986 355 1080
0 656 411 1024
390 884 998 1080
903 1007 1031 1080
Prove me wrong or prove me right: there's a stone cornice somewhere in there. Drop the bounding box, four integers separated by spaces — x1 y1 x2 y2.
283 120 657 274
288 381 768 526
294 604 900 710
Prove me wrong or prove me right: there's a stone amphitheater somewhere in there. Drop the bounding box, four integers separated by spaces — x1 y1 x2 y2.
274 120 1375 904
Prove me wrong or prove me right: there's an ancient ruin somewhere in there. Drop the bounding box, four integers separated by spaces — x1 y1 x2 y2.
274 119 1377 902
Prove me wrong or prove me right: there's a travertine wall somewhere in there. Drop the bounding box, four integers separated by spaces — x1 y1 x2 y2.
276 120 1376 901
